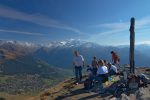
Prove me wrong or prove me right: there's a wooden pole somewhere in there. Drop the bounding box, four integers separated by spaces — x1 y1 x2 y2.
129 17 135 73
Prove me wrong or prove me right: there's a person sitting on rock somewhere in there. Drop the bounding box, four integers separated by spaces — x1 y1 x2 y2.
86 65 93 80
97 60 108 81
107 62 118 76
104 59 108 68
84 65 94 90
96 60 108 93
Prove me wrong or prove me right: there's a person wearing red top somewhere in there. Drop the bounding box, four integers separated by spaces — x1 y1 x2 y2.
111 51 120 65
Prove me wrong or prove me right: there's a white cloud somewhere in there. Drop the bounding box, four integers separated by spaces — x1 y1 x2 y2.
136 41 150 45
88 16 150 45
0 6 83 34
96 22 129 30
95 16 150 35
136 16 150 27
0 29 43 35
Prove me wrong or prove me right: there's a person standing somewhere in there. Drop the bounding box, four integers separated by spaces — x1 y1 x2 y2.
91 56 98 76
73 51 84 84
110 51 120 68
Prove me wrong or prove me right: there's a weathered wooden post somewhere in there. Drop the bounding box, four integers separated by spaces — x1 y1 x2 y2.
129 17 135 73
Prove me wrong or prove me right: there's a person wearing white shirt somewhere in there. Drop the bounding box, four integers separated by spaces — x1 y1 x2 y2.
107 62 118 76
95 60 108 93
73 51 84 83
97 60 108 82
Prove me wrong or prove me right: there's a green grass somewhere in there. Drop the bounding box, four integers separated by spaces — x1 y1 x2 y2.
42 78 54 86
0 75 13 84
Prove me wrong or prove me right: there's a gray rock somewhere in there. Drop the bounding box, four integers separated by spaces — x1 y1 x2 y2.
136 88 150 100
110 97 117 100
121 93 130 100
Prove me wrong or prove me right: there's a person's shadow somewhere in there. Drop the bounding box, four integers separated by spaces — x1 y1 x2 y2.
0 97 5 100
55 88 86 100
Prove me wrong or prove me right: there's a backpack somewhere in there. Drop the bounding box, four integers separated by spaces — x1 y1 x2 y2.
128 74 140 89
84 78 92 90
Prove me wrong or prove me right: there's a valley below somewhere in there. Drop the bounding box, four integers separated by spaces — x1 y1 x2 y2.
0 40 150 100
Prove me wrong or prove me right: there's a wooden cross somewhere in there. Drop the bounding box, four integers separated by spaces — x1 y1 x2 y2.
129 17 135 73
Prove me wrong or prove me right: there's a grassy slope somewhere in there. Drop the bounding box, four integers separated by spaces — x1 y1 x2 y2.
0 93 34 100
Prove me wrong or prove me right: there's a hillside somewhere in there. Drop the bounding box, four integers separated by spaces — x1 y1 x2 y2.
0 55 71 95
33 67 150 100
0 41 72 96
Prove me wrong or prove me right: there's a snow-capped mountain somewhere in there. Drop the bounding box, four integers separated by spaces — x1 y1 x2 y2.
43 39 100 49
0 40 38 49
0 39 99 48
0 40 150 68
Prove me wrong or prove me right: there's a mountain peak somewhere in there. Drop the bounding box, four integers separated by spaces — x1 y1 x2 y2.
0 40 36 47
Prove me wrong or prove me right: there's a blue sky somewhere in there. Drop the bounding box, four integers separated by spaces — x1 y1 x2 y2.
0 0 150 45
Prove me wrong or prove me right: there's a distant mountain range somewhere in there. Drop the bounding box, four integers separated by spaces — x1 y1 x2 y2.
0 40 71 82
0 40 150 72
0 40 72 94
33 40 150 67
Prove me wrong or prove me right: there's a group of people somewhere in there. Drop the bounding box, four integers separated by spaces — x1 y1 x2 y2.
73 50 120 85
73 50 150 93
